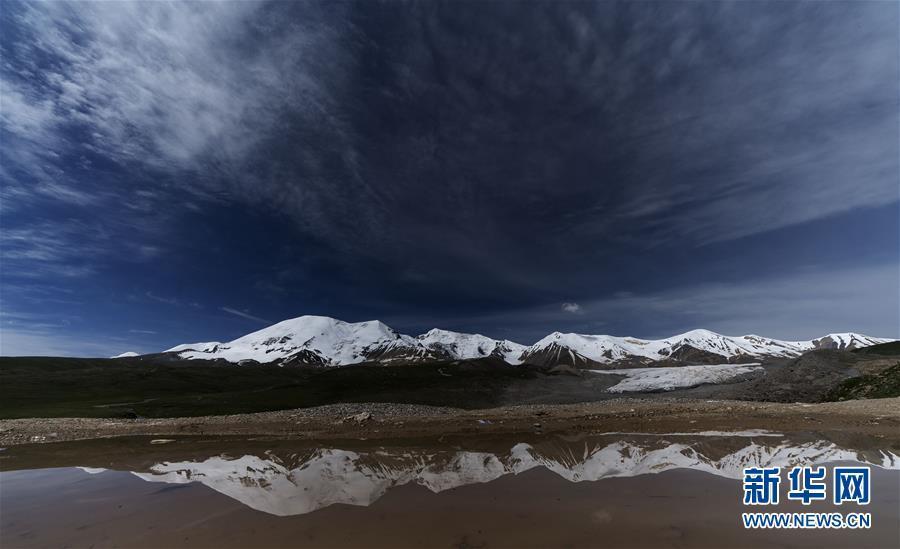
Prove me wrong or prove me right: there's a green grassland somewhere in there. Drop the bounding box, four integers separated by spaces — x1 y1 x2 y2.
5 343 899 419
0 356 538 419
825 363 900 401
818 342 900 401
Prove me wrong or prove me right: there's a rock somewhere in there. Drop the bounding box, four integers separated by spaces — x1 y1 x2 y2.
547 364 582 377
344 412 373 424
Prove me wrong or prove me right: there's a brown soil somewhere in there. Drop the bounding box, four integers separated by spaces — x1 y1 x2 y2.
2 396 898 447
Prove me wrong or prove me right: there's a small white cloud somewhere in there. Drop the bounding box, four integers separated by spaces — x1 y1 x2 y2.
561 302 582 314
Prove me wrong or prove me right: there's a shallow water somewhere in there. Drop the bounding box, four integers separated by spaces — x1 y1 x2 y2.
2 431 898 548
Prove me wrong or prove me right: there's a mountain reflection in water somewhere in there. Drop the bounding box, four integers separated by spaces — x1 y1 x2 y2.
59 432 900 516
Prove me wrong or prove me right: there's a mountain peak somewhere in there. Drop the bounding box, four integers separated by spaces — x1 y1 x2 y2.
169 315 409 366
160 316 895 368
417 328 526 364
812 333 890 350
668 328 720 340
520 329 895 368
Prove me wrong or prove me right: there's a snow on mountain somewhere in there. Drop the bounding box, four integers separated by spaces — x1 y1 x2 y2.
417 328 526 364
167 316 427 366
133 452 392 516
110 351 139 358
160 314 894 367
127 434 899 516
164 341 221 353
590 363 763 393
164 316 526 366
811 333 891 351
519 329 894 368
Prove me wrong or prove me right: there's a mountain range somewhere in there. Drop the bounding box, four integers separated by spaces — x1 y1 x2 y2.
86 434 898 516
137 315 895 368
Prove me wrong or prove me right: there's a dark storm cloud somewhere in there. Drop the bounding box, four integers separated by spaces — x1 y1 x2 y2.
1 1 897 353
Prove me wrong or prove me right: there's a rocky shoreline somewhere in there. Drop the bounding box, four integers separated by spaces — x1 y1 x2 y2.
2 397 898 447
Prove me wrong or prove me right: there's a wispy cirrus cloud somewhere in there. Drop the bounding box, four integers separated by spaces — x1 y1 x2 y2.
145 292 180 306
0 326 154 357
2 2 256 171
5 0 893 274
0 219 166 279
0 309 152 357
1 1 353 202
0 1 896 349
221 307 272 325
1 1 359 286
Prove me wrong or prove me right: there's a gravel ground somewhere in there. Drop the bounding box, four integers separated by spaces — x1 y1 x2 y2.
2 397 898 447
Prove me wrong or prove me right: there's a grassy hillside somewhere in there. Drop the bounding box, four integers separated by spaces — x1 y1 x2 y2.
825 363 900 401
0 356 538 419
852 341 900 356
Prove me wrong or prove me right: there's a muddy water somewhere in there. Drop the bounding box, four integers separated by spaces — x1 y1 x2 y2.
1 431 898 548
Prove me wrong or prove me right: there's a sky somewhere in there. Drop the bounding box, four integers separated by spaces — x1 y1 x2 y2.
1 1 898 357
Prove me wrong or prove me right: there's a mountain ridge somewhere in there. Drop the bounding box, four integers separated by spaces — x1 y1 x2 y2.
120 436 899 516
152 315 895 368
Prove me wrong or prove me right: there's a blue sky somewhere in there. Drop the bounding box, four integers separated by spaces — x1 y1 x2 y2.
1 1 898 356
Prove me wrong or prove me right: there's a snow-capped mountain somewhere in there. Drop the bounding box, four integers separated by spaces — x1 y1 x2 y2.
161 315 893 368
164 315 522 366
166 316 442 366
517 329 894 368
122 434 898 516
417 328 526 364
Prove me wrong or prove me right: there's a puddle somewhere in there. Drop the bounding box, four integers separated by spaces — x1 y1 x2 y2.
1 431 898 548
